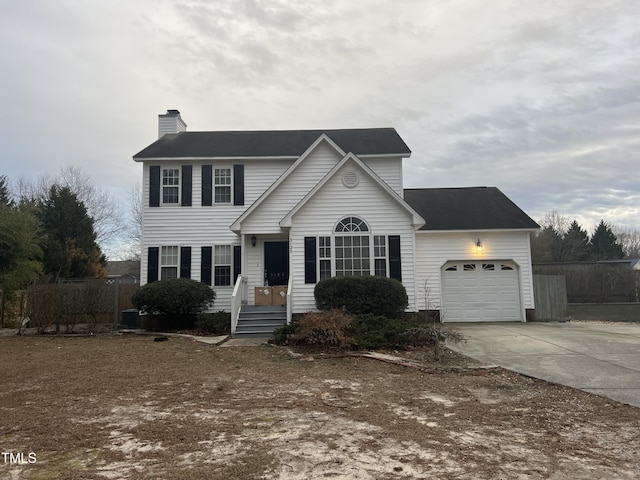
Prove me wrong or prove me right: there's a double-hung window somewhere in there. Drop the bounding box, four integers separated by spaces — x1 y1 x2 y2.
162 168 180 204
374 236 387 276
161 246 179 280
214 245 231 286
319 236 332 280
214 168 231 203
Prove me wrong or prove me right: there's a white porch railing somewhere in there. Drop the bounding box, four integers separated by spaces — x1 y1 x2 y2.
231 275 247 335
286 275 293 325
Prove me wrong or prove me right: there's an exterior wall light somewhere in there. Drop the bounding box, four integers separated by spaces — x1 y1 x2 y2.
476 238 483 253
251 236 257 247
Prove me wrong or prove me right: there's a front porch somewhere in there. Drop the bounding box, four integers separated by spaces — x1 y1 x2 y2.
231 275 293 337
232 305 287 338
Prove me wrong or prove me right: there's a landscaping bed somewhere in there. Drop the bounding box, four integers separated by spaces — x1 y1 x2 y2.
0 334 638 479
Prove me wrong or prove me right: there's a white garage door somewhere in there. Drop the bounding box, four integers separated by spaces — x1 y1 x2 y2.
441 261 522 322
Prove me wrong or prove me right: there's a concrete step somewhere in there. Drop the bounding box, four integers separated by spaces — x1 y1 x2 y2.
233 305 288 338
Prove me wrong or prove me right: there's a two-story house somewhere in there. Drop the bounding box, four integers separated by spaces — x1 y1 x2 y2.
134 110 538 333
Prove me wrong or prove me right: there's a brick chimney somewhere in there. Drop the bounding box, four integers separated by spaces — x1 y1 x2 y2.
158 109 187 138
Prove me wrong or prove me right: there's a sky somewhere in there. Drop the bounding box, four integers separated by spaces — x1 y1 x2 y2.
1 0 639 257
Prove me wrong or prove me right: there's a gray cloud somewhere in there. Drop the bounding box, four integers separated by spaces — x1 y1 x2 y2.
1 0 638 257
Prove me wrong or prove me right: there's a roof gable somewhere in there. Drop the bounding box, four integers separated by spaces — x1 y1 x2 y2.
280 153 425 228
404 187 539 231
229 134 345 233
133 128 411 160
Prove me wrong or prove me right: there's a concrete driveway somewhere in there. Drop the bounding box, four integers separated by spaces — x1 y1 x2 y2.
446 321 640 408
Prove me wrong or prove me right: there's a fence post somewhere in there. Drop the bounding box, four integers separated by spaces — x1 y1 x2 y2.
113 279 120 330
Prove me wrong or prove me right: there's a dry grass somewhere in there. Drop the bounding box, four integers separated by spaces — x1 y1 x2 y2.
0 334 639 479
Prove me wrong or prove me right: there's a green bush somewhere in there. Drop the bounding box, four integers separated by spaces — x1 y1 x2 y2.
289 309 352 348
314 276 408 316
132 279 215 330
348 313 412 350
271 322 296 345
195 311 230 335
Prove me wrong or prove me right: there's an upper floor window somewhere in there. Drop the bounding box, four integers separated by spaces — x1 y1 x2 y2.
215 168 231 203
162 168 179 204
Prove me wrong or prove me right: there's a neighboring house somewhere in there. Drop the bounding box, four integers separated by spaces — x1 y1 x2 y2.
133 110 539 329
106 260 140 284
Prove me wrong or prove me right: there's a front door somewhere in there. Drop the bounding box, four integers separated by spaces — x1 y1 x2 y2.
264 241 289 286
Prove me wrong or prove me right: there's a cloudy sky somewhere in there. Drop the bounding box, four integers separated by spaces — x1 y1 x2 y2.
1 0 639 255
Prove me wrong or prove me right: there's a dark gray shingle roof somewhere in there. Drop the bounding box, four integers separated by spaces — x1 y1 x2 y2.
133 128 410 159
404 187 539 231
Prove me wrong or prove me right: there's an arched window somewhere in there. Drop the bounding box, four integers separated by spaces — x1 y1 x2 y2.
335 216 369 233
334 217 370 276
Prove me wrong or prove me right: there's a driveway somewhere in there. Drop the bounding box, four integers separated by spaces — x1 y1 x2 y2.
447 321 640 408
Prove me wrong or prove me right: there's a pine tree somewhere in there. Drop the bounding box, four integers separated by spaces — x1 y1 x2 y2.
0 175 12 208
39 185 106 278
560 220 591 261
531 226 562 263
590 220 624 261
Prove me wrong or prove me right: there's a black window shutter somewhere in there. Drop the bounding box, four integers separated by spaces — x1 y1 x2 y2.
147 247 159 283
180 247 192 279
389 235 402 282
233 164 244 206
202 165 212 206
149 166 160 207
233 245 241 282
181 165 192 206
201 247 212 285
304 237 317 284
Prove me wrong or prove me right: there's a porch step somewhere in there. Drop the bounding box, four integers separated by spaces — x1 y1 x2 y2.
233 305 287 338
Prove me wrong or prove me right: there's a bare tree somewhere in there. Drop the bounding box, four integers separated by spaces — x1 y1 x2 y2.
58 166 126 248
612 225 640 258
15 166 126 256
538 210 572 236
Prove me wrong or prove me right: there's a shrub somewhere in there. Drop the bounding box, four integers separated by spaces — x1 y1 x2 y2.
132 279 215 330
132 278 215 316
314 276 408 317
348 313 411 350
290 309 352 348
271 322 296 345
195 311 230 335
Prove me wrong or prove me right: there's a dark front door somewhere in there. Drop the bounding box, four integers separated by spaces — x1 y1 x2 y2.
264 241 289 286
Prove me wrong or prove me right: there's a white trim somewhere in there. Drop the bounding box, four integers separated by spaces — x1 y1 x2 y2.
134 155 300 163
416 228 539 234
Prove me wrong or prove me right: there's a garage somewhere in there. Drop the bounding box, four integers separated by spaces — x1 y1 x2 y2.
441 260 523 322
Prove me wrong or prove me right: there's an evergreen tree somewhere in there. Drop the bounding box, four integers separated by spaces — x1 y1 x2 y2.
531 226 562 263
0 201 44 293
590 220 624 261
0 175 12 208
39 185 106 278
560 220 591 261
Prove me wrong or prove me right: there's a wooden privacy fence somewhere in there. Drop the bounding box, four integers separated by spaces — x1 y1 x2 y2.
533 275 568 321
5 279 140 332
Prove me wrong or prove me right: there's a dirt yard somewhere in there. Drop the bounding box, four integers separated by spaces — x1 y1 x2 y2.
0 333 638 479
